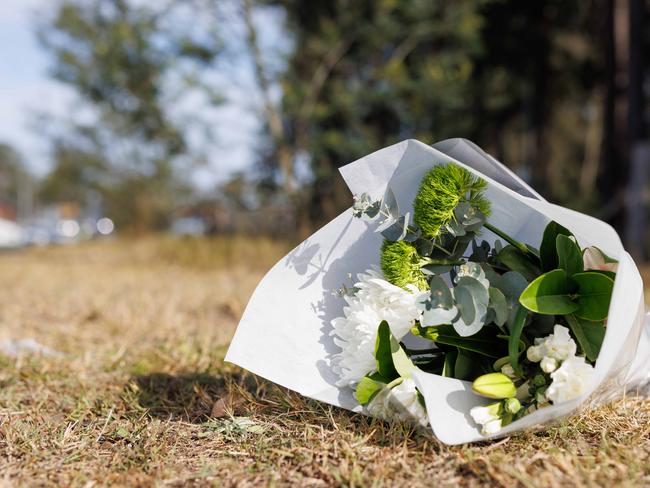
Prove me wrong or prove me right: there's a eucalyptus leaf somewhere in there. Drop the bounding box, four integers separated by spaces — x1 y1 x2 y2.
427 276 454 309
556 234 584 277
381 187 399 220
488 287 508 326
497 271 529 298
565 314 605 362
402 224 422 243
540 221 573 271
572 272 615 321
519 269 578 315
417 239 435 257
454 285 476 325
380 214 410 242
452 276 490 336
446 219 466 237
352 193 380 220
421 264 453 276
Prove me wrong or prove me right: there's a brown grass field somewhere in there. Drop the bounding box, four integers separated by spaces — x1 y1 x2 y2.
0 237 649 487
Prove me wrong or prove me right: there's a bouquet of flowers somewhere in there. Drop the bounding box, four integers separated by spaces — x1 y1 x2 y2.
226 139 650 444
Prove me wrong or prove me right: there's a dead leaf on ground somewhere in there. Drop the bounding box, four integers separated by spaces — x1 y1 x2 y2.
211 392 245 418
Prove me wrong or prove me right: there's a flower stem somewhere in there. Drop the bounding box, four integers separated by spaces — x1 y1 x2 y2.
386 377 404 389
484 222 537 258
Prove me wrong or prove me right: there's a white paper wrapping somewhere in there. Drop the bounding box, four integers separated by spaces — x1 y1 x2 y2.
226 139 650 444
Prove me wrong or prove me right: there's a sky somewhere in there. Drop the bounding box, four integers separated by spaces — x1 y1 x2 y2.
0 0 284 190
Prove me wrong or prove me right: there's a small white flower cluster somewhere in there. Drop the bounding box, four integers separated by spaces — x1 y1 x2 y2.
366 379 429 427
527 325 595 404
526 324 576 373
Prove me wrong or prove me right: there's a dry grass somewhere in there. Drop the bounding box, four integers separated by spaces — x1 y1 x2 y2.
0 237 648 487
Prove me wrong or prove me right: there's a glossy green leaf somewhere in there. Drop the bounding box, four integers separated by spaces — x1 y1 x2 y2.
355 375 384 405
519 269 578 315
565 314 605 362
572 272 615 321
389 334 417 379
556 234 584 277
442 350 457 377
374 321 398 380
497 245 540 282
422 325 504 358
454 349 475 380
540 221 573 271
508 305 528 374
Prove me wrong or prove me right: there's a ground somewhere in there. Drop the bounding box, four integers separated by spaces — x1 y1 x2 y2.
0 238 648 487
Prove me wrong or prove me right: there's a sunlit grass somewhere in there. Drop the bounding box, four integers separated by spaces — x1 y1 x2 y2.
0 238 648 486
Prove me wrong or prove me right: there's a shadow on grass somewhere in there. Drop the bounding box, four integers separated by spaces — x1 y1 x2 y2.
132 372 231 423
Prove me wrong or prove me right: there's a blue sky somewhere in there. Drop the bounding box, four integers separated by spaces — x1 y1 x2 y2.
0 0 285 189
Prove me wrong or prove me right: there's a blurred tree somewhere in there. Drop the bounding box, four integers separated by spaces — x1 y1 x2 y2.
0 144 34 220
270 0 613 230
38 0 222 230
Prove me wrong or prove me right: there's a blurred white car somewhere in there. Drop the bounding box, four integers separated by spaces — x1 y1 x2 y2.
0 218 26 248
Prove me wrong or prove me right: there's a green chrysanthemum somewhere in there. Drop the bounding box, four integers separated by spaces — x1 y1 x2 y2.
413 163 491 239
380 240 428 290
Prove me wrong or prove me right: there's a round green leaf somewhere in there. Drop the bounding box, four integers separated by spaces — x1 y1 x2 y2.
519 269 579 315
572 271 615 321
556 234 584 277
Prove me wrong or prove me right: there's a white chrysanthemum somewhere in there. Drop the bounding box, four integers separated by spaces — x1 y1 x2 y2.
366 379 429 427
331 269 425 387
546 355 595 404
527 325 577 363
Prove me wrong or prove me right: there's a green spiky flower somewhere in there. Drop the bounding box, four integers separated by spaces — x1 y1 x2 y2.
380 240 428 290
413 163 491 239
